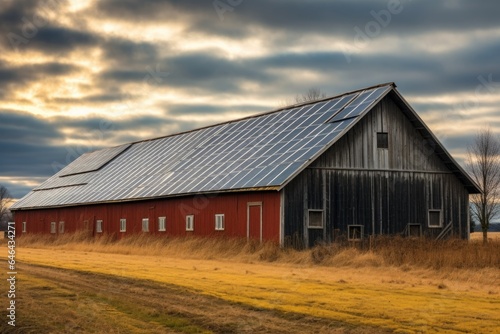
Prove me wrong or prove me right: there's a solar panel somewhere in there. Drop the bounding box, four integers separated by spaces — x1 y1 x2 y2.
328 86 390 123
59 143 131 177
12 84 394 209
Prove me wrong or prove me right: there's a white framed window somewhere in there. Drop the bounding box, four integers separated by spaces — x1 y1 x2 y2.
308 210 324 229
158 217 166 232
142 218 149 232
96 220 103 233
428 210 442 228
120 218 126 232
186 215 194 231
215 214 225 231
22 222 26 233
348 225 363 241
59 221 65 234
50 222 56 234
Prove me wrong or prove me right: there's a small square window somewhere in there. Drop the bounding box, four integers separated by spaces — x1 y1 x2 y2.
186 215 194 231
428 210 442 228
348 225 363 240
59 221 65 234
96 220 103 233
407 224 421 237
308 210 324 229
377 132 388 149
22 222 27 233
142 218 149 232
215 214 225 231
50 222 56 234
158 217 166 232
120 218 126 232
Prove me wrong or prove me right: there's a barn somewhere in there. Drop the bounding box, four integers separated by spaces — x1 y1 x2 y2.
11 83 480 247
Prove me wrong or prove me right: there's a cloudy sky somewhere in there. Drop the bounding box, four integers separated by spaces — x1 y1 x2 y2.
1 0 499 201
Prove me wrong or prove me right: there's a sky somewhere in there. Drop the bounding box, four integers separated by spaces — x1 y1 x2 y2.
1 0 499 201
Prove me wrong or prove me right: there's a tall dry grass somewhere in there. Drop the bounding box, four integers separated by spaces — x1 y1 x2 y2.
16 232 500 269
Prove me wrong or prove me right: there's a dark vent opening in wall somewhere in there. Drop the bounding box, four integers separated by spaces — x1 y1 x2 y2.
377 132 388 149
428 210 442 228
408 224 422 237
348 225 363 240
308 210 324 228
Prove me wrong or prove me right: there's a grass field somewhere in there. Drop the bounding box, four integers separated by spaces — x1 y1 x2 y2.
1 235 499 333
470 231 500 241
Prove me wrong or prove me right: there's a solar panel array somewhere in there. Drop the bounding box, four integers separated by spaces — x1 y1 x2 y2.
59 143 131 177
12 84 391 209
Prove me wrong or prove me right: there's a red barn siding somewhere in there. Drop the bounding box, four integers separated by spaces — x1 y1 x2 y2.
14 191 281 243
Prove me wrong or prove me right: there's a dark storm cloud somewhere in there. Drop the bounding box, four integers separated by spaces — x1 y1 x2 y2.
247 48 498 97
94 0 500 40
0 60 79 99
4 24 100 54
457 40 500 73
166 103 267 116
167 53 270 82
0 0 44 31
94 0 182 21
100 52 275 94
50 114 173 133
100 69 147 82
1 180 35 200
26 26 100 53
0 109 64 144
101 38 159 65
0 60 78 83
439 134 476 153
0 0 98 53
0 141 70 177
50 93 133 105
0 110 79 178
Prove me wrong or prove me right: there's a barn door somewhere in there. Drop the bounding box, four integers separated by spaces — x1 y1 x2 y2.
247 202 262 241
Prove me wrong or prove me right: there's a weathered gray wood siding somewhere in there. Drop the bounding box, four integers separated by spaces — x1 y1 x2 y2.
283 95 470 247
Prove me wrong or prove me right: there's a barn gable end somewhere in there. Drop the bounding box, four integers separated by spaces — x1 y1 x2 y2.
283 93 473 247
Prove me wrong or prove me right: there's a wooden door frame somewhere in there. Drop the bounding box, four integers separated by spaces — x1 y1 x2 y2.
247 202 263 242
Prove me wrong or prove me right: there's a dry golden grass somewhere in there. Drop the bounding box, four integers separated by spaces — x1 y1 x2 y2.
10 246 499 334
3 234 499 333
17 232 500 270
470 231 500 241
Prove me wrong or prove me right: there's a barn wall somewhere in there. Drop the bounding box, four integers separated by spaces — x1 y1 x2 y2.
284 96 471 246
14 191 281 242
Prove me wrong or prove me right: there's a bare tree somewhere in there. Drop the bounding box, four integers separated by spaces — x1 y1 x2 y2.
295 87 327 104
0 185 12 223
466 128 500 243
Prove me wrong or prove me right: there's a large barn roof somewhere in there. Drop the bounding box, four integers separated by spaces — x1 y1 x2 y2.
12 83 479 210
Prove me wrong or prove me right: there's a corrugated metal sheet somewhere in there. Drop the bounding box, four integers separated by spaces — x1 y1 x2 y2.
13 84 392 210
